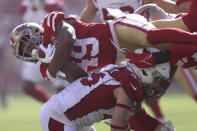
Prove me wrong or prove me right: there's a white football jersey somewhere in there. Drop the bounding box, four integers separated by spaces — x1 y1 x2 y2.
42 70 120 129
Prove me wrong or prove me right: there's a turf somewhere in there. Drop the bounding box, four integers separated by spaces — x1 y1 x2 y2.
0 94 197 131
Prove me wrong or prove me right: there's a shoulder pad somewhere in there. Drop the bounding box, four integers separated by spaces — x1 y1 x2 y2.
108 68 143 102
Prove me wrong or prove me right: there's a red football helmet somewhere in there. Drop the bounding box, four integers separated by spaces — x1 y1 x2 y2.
10 22 43 62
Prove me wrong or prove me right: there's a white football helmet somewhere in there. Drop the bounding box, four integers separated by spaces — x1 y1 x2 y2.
134 4 172 21
10 22 43 62
128 61 171 98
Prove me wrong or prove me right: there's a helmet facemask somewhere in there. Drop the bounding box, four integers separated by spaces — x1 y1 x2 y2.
127 62 171 98
10 23 43 63
142 69 171 98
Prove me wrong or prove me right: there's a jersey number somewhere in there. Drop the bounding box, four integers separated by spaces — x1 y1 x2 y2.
80 73 105 87
71 37 99 72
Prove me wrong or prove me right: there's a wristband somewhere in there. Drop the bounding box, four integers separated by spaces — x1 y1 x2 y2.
111 124 128 129
115 103 130 110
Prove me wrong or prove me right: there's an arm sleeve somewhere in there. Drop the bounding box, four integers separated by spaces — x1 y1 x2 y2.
168 44 197 65
153 44 197 65
129 108 161 131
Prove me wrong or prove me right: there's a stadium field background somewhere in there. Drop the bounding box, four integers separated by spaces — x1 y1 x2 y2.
0 94 197 131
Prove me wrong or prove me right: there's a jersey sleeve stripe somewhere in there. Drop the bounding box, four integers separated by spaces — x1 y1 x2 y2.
52 13 58 32
47 13 52 27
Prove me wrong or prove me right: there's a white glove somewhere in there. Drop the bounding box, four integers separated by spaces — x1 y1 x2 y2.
46 69 66 82
161 120 175 131
38 44 56 63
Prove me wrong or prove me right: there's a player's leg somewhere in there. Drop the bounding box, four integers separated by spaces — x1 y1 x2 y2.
0 72 8 107
0 54 8 107
152 0 197 33
145 98 165 123
151 16 190 32
22 81 50 103
174 68 197 102
114 17 197 51
21 62 50 103
113 15 157 51
40 102 77 131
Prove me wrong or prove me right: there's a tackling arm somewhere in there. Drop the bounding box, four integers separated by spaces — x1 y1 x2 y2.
126 44 197 68
47 20 88 81
111 87 130 131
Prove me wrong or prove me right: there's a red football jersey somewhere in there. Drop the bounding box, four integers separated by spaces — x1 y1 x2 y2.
40 12 121 79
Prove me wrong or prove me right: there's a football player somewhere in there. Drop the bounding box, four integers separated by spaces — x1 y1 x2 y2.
133 3 197 102
10 7 197 123
126 43 197 98
80 0 176 123
80 0 181 23
10 0 197 83
39 63 175 131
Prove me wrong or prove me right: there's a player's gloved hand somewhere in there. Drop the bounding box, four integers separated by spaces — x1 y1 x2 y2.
38 44 56 63
161 120 175 131
40 63 66 82
126 51 156 68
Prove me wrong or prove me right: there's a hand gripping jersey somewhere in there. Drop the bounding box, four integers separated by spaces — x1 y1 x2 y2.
93 0 143 22
40 12 125 77
40 65 143 130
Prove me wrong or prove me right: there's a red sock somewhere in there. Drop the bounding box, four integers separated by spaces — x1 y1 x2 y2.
146 98 164 119
150 103 164 119
24 85 50 103
182 0 197 32
147 28 197 45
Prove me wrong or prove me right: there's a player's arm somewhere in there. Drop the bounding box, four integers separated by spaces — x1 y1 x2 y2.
47 20 87 80
176 0 190 13
126 44 197 68
143 0 178 14
80 0 98 23
130 108 175 131
111 87 130 131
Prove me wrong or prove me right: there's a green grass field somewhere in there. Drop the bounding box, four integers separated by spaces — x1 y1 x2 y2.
0 94 197 131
